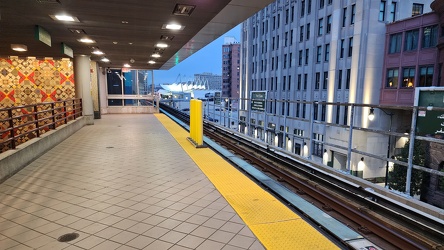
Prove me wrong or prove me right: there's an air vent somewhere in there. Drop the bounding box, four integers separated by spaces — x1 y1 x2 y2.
160 35 174 41
68 28 86 34
173 4 195 16
36 0 60 4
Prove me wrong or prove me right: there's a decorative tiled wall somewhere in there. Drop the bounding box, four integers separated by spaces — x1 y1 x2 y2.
0 57 76 152
0 57 75 108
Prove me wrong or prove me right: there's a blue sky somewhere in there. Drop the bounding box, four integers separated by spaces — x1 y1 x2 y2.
154 25 241 84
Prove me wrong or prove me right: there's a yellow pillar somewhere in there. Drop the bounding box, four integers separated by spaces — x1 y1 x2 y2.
195 100 203 146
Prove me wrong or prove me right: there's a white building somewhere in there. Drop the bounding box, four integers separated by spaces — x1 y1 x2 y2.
194 72 222 90
240 0 432 179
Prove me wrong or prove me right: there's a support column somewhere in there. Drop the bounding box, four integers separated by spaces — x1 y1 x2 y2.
74 55 94 125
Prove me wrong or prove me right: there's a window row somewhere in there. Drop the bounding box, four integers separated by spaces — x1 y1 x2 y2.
386 65 436 88
388 25 438 53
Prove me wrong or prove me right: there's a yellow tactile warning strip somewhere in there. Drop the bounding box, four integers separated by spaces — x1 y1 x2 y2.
155 114 339 250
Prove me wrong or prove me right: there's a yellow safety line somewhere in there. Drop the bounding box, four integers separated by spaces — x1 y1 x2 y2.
155 114 339 250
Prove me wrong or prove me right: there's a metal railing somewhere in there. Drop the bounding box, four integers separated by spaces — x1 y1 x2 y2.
0 99 82 153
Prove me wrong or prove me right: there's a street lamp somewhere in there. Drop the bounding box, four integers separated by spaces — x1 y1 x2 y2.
368 107 394 187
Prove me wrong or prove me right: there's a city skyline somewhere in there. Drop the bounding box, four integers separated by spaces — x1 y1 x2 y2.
154 25 241 85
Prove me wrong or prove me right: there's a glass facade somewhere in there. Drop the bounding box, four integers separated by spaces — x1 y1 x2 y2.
106 69 154 106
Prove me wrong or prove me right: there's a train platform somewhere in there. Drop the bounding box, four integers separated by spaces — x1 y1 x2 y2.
0 114 338 250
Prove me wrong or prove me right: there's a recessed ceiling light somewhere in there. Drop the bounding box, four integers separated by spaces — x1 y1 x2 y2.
148 60 156 64
162 24 185 30
68 28 86 34
151 53 161 58
123 63 131 67
129 42 133 45
121 21 129 24
78 38 96 43
11 44 28 52
92 49 104 55
160 35 175 41
50 14 80 22
173 4 196 16
113 41 118 44
101 57 110 62
156 43 168 48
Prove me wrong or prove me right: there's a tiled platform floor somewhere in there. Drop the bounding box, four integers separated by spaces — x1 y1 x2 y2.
0 114 264 250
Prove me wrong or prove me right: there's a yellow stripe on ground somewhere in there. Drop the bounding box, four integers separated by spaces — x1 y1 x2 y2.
155 114 339 250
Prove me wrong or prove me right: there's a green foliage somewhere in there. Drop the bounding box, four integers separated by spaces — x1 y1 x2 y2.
388 140 425 196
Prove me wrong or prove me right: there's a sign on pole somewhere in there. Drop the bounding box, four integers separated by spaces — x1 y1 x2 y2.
251 91 267 112
416 87 444 139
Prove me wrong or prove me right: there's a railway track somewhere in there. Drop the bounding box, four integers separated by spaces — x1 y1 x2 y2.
160 104 444 250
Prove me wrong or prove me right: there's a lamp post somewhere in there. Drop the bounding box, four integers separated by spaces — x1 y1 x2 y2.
368 107 394 187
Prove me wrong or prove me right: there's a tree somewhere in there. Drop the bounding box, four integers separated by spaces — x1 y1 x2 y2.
388 139 425 196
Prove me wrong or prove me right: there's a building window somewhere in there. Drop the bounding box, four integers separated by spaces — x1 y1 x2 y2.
335 105 340 124
419 66 434 87
390 2 396 22
345 69 351 89
313 103 319 120
342 7 347 27
277 35 280 49
302 103 306 119
328 0 332 4
275 56 279 70
289 53 292 67
338 70 343 89
298 50 303 66
404 29 419 51
283 76 286 90
422 25 438 48
297 74 302 90
305 49 309 65
315 72 320 89
277 14 280 28
273 16 276 30
285 32 288 46
291 6 294 22
321 105 326 121
323 71 328 89
340 39 345 58
300 26 304 42
351 4 356 25
288 75 291 91
348 37 353 57
318 18 323 36
316 46 322 63
389 33 402 53
326 15 332 34
290 30 294 45
284 54 287 68
306 23 311 40
379 1 386 21
313 133 324 157
304 73 308 89
412 3 423 17
308 0 312 14
386 68 399 88
296 103 301 117
324 44 330 62
402 67 415 88
285 9 289 24
343 106 348 125
301 0 305 17
320 0 325 9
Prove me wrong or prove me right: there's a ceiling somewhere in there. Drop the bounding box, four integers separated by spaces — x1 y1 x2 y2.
0 0 273 70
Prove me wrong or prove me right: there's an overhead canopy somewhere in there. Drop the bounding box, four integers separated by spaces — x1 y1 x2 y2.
0 0 274 69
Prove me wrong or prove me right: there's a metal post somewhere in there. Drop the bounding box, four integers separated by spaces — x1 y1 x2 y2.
385 114 394 187
7 109 15 149
34 105 40 137
346 104 355 174
406 106 418 196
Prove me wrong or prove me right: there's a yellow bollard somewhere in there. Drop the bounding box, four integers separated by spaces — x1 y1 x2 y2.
195 100 203 146
190 99 195 140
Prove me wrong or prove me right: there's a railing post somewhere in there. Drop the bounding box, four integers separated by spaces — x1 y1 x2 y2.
7 109 16 149
63 101 68 124
34 105 40 137
73 99 76 119
51 102 56 129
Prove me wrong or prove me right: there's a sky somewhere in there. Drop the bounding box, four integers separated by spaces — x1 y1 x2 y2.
154 24 241 84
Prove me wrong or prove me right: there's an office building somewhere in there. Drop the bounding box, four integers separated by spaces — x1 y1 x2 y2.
222 37 241 98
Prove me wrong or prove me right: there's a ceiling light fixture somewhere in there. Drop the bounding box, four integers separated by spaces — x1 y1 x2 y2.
156 43 168 48
151 53 161 58
11 44 28 52
165 24 182 30
50 14 79 22
92 49 104 55
173 4 196 16
78 38 96 43
148 60 156 64
123 63 131 67
101 57 110 62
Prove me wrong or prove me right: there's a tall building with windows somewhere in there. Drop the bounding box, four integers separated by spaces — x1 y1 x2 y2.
240 0 432 178
222 37 241 98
